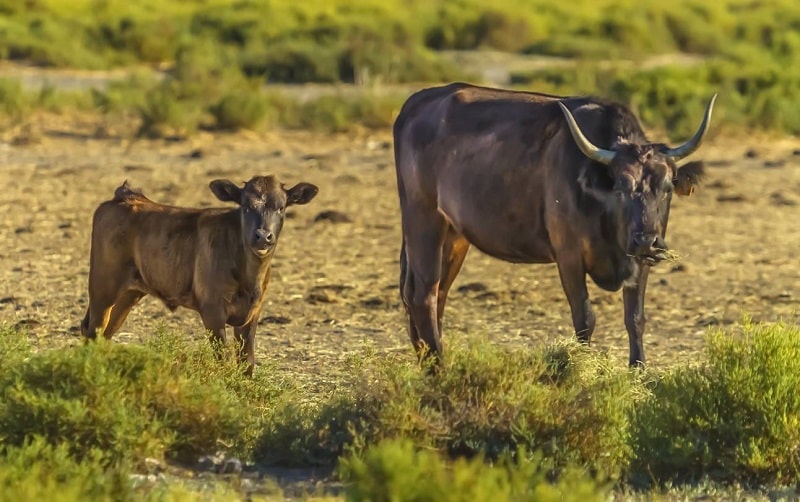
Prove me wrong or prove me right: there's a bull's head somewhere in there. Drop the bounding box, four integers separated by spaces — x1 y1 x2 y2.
210 175 318 259
558 95 715 264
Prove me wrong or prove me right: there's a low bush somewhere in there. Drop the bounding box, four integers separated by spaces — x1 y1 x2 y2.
340 439 608 502
632 320 800 485
259 338 640 479
0 328 247 466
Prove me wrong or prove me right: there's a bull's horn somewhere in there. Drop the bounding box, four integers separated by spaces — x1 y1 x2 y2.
663 93 717 160
558 101 616 166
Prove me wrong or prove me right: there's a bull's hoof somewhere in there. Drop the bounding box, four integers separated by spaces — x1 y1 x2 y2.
629 359 646 370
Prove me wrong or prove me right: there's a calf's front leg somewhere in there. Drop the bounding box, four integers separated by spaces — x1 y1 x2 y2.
233 322 257 377
200 304 228 360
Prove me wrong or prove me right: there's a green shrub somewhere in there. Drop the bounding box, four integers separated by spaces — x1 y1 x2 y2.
0 78 30 119
258 338 640 479
340 439 607 502
0 331 246 466
209 88 268 131
0 437 246 501
0 438 133 501
633 320 800 485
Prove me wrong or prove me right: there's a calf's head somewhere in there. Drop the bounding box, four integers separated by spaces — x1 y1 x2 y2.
210 175 318 258
559 95 715 264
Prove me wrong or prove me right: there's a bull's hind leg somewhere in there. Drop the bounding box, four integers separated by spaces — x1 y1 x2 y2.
399 238 422 349
436 228 470 332
400 207 448 361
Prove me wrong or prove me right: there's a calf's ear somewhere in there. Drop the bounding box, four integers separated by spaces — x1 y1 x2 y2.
674 161 704 196
209 179 242 203
285 182 319 206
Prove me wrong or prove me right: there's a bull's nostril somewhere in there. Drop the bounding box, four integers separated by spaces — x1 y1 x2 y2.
634 233 658 248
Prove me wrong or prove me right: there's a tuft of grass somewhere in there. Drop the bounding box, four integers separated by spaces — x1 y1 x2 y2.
339 439 608 502
632 319 800 485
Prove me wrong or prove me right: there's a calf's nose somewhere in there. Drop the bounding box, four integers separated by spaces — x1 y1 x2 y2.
255 228 275 245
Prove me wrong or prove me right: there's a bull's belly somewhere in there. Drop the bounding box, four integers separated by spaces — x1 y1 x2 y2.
457 226 554 264
444 210 554 264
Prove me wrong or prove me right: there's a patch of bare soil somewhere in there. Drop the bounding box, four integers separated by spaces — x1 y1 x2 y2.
1 120 799 381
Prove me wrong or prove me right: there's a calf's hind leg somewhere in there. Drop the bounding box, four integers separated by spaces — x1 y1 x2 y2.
102 290 145 339
81 279 122 340
81 289 145 340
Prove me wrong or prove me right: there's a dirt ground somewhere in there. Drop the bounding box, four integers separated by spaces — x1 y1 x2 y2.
1 116 799 381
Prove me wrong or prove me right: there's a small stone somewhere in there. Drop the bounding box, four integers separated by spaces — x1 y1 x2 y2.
314 210 352 223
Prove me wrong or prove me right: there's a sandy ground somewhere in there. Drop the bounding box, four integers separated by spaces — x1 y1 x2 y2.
1 116 799 381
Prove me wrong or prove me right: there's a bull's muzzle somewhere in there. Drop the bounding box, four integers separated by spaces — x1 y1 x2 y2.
630 233 669 264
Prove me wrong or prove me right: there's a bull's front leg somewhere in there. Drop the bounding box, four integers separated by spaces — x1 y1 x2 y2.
556 256 596 344
233 322 257 377
622 265 650 367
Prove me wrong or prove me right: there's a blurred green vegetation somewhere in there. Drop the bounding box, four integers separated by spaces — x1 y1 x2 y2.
0 0 799 136
2 0 799 78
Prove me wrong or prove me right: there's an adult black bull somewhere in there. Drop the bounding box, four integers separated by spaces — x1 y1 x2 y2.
393 82 715 367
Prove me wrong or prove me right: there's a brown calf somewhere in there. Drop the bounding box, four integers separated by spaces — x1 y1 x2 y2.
80 175 318 375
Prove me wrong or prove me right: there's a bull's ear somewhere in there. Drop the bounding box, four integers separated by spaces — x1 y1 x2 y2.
578 165 614 202
285 182 319 206
674 161 705 196
209 179 242 203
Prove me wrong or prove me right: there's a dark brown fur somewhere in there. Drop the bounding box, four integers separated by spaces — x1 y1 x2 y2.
81 176 318 376
394 82 711 367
